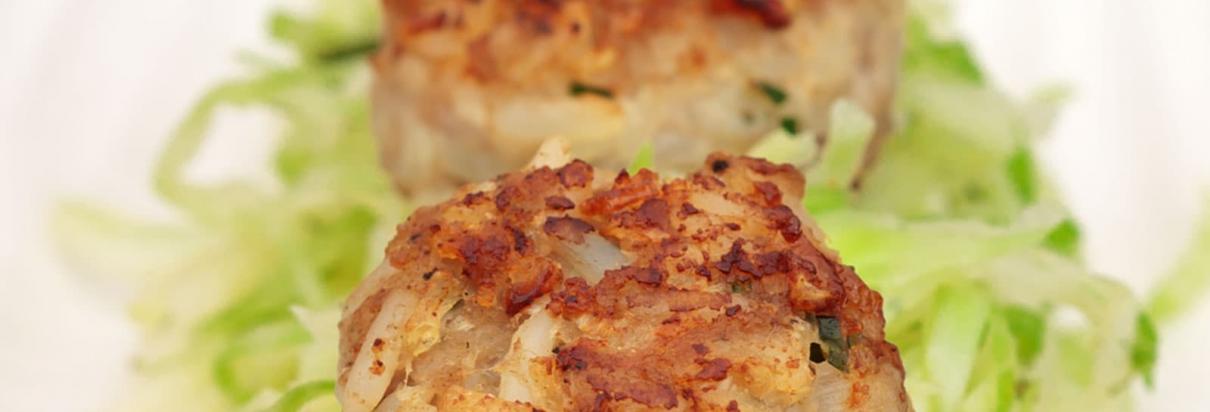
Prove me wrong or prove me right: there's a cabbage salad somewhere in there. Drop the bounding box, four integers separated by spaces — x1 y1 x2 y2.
53 0 1209 411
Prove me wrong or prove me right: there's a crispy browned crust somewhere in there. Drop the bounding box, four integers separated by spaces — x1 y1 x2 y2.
375 0 899 93
378 0 798 83
340 153 907 410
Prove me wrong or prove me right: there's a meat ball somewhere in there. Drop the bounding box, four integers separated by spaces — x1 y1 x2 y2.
371 0 904 200
337 145 911 411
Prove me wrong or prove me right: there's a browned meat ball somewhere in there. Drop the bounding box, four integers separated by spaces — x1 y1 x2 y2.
337 147 911 411
371 0 904 201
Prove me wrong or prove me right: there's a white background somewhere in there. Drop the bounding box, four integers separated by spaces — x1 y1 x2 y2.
1 0 1207 410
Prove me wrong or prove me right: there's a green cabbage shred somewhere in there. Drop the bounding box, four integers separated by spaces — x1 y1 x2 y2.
52 0 1208 411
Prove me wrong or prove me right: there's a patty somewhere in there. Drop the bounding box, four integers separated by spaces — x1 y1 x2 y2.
337 143 911 411
371 0 904 201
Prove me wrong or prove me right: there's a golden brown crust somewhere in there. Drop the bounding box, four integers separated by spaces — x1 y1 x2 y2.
380 154 883 334
340 153 908 410
378 0 800 85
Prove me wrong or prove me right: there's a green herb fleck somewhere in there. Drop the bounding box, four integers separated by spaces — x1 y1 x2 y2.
569 82 614 98
730 281 751 293
818 317 841 341
780 117 799 135
815 316 851 371
756 82 787 105
316 39 380 63
826 342 849 371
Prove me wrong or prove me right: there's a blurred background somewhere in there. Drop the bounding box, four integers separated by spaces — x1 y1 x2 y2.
1 0 1207 410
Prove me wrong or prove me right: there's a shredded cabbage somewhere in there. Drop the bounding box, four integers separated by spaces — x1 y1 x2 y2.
756 4 1187 411
51 0 1208 411
55 1 390 410
1147 199 1210 326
